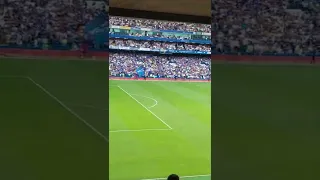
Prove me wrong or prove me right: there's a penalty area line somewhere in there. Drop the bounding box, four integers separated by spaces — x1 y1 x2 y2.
110 85 158 108
130 93 158 109
117 85 172 130
26 77 109 143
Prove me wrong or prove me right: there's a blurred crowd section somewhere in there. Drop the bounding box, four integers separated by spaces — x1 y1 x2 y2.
212 0 319 55
0 0 107 50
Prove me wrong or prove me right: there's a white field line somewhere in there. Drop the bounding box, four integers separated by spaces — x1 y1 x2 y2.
26 77 109 142
117 85 173 130
109 129 171 133
140 174 211 180
130 94 158 108
110 85 158 108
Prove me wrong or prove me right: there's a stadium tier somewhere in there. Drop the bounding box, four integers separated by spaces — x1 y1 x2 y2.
109 52 211 79
0 0 108 51
109 16 211 33
109 16 211 80
109 16 211 55
212 0 319 56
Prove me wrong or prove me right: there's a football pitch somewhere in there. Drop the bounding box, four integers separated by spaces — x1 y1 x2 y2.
211 63 320 180
0 58 109 180
109 80 211 180
2 57 320 180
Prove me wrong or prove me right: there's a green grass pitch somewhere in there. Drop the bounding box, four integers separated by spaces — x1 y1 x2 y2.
109 80 211 180
2 57 320 180
0 58 109 180
211 63 320 180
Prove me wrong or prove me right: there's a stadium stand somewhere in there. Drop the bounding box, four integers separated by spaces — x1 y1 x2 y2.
212 0 319 56
0 0 108 52
109 16 210 33
109 52 211 79
109 16 211 80
110 39 211 52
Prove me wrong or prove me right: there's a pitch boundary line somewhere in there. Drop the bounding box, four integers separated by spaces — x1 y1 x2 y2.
110 128 171 133
117 85 173 130
110 85 158 108
25 77 109 143
140 174 211 180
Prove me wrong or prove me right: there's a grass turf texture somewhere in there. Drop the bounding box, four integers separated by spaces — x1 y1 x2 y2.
211 64 320 180
2 57 320 180
0 58 108 180
109 80 211 180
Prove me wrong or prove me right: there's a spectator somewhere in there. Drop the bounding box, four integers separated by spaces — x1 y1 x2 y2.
167 174 179 180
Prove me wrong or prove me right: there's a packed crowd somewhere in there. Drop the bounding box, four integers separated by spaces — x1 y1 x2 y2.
109 39 211 52
212 0 319 55
109 12 210 80
0 0 107 49
109 53 211 79
110 16 211 33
